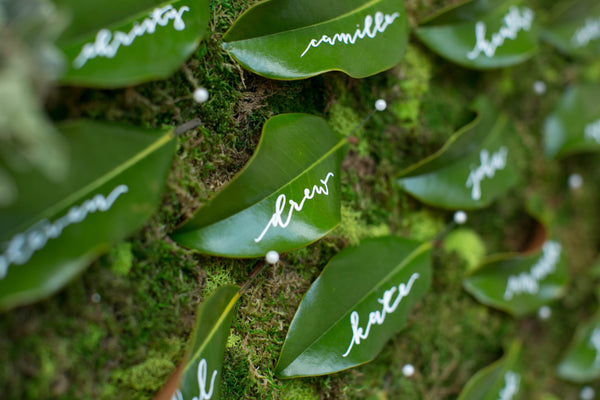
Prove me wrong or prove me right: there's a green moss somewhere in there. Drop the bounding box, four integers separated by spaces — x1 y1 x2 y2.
109 242 134 276
443 228 487 271
401 210 445 242
126 358 176 392
279 380 319 400
334 205 391 246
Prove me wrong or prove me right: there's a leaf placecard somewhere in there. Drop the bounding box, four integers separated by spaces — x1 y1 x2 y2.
172 114 347 258
157 285 240 400
0 120 175 311
275 236 431 378
557 312 600 383
542 0 600 59
543 84 600 159
458 341 523 400
55 0 209 87
222 0 409 80
396 97 523 210
463 240 568 317
415 0 538 69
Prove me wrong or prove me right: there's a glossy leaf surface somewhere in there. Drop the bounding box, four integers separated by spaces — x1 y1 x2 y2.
458 341 523 400
544 84 600 158
542 0 600 58
415 0 538 69
557 312 600 383
55 0 209 87
396 97 522 210
172 114 347 257
222 0 409 80
163 285 240 400
0 121 175 311
463 240 568 317
275 236 431 377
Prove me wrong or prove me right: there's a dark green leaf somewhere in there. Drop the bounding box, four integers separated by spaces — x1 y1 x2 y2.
55 0 209 87
0 120 175 311
458 341 523 400
172 114 347 257
557 312 600 383
463 240 568 317
544 84 600 158
222 0 409 80
275 236 431 377
415 0 538 69
396 97 522 209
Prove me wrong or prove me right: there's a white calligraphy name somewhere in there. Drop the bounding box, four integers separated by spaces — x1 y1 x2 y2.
170 359 217 400
73 4 190 69
0 184 129 279
584 118 600 143
254 172 334 243
589 327 600 366
342 273 419 357
467 6 534 60
503 241 562 301
465 147 508 201
300 11 401 58
571 17 600 48
498 371 520 400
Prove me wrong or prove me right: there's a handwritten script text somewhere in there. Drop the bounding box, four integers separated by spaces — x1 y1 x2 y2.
498 371 521 400
571 17 600 48
465 147 508 201
171 359 217 400
585 118 600 144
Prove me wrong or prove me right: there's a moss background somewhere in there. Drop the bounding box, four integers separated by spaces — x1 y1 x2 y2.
2 0 600 399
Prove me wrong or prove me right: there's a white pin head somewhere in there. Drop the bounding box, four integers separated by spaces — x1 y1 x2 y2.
402 364 415 377
91 293 101 303
537 305 552 320
375 99 387 112
580 386 595 400
569 173 583 190
193 87 209 104
454 211 467 225
533 80 546 95
265 250 279 265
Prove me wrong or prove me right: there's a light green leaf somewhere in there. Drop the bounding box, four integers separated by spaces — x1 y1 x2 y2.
544 84 600 158
463 240 568 317
55 0 209 87
415 0 538 70
172 114 347 258
275 236 431 378
0 120 175 311
458 341 523 400
222 0 409 80
396 97 523 210
557 312 600 383
542 0 600 59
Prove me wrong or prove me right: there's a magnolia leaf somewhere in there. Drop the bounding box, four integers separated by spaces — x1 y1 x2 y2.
275 236 431 378
463 240 568 317
458 341 523 400
542 0 600 59
55 0 209 87
396 97 522 209
557 312 600 382
543 84 600 158
222 0 409 80
0 120 175 311
157 285 240 400
172 114 347 257
415 0 538 69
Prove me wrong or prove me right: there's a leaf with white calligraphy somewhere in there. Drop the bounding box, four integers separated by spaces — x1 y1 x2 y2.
463 240 568 317
415 0 538 69
172 114 347 257
275 236 431 377
544 84 600 158
155 285 240 400
0 120 175 311
222 0 409 79
458 341 523 400
55 0 209 87
542 0 600 59
396 97 523 210
557 312 600 383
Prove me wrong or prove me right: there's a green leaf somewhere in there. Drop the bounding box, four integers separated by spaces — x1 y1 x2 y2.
55 0 209 87
0 120 175 311
463 240 568 317
458 341 523 400
415 0 538 70
542 0 600 59
222 0 409 80
275 236 432 378
543 84 600 159
164 285 240 400
396 97 523 210
557 312 600 382
172 114 347 258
